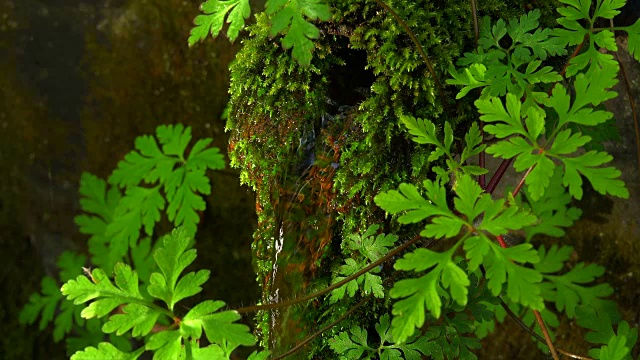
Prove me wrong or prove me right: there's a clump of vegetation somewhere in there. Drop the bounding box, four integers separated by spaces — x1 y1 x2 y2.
20 0 640 359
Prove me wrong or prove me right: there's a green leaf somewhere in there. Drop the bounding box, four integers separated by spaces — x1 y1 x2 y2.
74 173 120 268
265 0 331 66
188 0 251 45
476 94 527 138
600 335 630 360
576 305 639 359
464 237 543 309
146 330 182 358
447 64 488 99
109 124 224 237
182 300 256 347
331 226 399 302
70 342 144 360
561 151 628 200
522 167 582 240
104 185 164 271
61 263 145 320
375 314 441 359
102 303 160 337
247 350 272 360
130 237 156 286
19 276 62 330
536 245 615 319
190 344 227 360
400 115 444 149
390 248 470 343
593 0 626 19
626 19 640 62
147 228 206 311
328 325 371 358
460 122 487 163
374 182 450 224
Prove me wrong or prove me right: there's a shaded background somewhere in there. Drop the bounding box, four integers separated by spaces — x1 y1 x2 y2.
1 0 261 358
0 0 639 359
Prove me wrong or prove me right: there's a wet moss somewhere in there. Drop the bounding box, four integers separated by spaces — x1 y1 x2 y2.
226 0 560 356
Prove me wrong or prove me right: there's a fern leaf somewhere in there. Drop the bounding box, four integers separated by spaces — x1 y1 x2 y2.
265 0 331 66
70 342 143 360
188 0 251 45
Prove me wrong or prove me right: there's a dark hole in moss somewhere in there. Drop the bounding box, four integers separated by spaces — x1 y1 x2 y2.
326 37 376 108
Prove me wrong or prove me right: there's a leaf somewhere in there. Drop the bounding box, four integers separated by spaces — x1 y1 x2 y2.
522 167 582 240
104 186 165 271
375 314 441 359
331 226 399 302
182 300 256 347
447 64 488 99
562 151 628 200
600 335 630 360
108 124 224 238
20 276 63 330
147 228 207 311
626 19 640 62
130 237 156 286
190 344 227 360
247 350 272 360
536 245 615 319
328 325 370 358
146 330 182 358
476 94 527 138
576 305 639 359
102 304 160 337
390 248 470 343
74 173 121 269
400 115 444 149
265 0 331 66
374 182 450 224
165 169 209 236
188 0 251 45
460 122 487 163
70 342 143 360
593 0 626 20
61 263 145 320
464 237 543 309
506 10 566 62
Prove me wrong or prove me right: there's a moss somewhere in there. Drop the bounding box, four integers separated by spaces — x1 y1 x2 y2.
226 0 558 356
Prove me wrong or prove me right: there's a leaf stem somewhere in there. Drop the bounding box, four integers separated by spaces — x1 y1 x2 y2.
499 300 593 360
512 162 534 198
534 309 560 360
485 158 512 195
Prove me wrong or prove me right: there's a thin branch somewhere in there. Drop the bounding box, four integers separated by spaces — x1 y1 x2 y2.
534 309 560 360
470 0 479 48
271 294 374 360
236 234 422 314
499 300 594 360
485 158 513 195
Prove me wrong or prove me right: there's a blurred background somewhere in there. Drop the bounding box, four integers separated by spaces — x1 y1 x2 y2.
1 0 261 358
0 0 639 359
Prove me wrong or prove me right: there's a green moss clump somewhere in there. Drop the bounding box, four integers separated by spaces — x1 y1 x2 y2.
226 0 558 356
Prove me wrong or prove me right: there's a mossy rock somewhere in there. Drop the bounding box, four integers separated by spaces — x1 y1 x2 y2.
226 0 558 356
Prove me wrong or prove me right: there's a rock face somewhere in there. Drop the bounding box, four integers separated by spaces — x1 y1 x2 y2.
226 0 563 357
